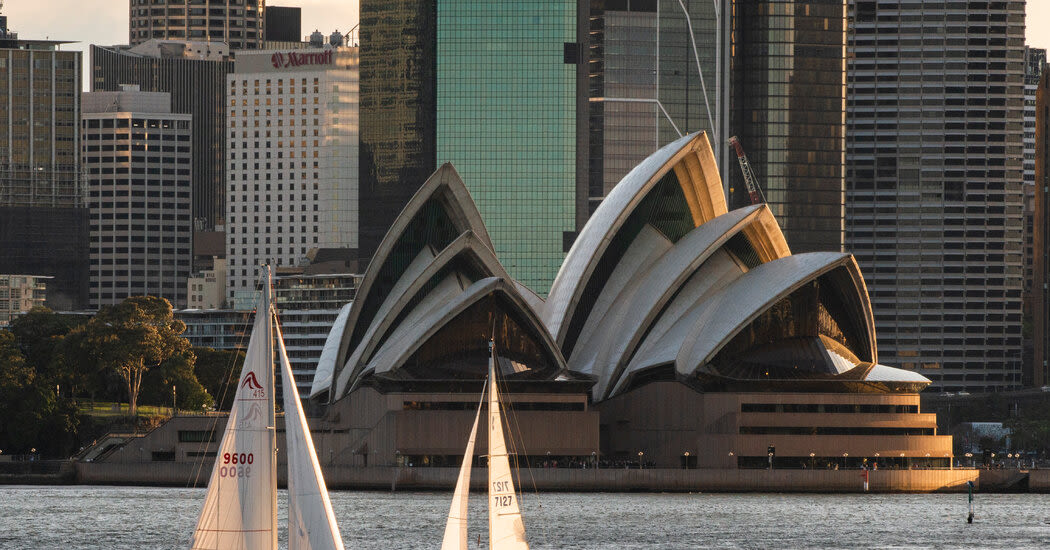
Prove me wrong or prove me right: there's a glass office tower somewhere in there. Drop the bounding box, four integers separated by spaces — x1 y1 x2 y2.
436 0 578 293
588 0 730 214
730 0 848 254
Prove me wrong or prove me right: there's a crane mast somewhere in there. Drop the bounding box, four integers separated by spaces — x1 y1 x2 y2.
728 136 764 205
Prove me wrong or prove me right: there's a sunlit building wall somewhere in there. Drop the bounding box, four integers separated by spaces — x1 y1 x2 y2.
225 47 359 309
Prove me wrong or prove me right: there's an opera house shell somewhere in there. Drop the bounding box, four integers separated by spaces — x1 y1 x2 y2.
312 132 952 470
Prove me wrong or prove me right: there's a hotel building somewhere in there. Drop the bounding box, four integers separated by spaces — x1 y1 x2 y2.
224 47 359 309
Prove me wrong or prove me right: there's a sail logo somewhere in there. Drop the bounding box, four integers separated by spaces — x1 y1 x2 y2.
240 403 263 427
241 372 266 398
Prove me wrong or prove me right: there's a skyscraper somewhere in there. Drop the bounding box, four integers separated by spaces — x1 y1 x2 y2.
0 20 89 309
587 0 731 214
1023 47 1045 383
357 0 437 267
225 47 359 309
730 0 848 254
846 1 1026 392
82 87 193 308
92 42 233 230
436 0 581 292
1033 61 1050 388
128 0 264 50
358 0 585 294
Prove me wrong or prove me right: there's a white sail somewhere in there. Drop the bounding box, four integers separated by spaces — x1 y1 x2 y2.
487 352 529 550
441 395 484 550
191 281 277 550
275 321 345 550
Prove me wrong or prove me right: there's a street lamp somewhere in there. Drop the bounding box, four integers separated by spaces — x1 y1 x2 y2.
965 452 974 468
638 451 644 469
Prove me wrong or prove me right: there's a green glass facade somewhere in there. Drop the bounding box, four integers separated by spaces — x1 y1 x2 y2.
436 0 578 294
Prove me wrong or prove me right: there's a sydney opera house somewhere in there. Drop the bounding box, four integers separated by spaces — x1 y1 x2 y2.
304 132 953 470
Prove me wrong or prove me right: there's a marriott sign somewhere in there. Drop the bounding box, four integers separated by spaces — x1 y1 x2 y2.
270 50 333 69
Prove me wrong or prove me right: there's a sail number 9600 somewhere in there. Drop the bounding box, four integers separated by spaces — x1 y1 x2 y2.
219 452 254 478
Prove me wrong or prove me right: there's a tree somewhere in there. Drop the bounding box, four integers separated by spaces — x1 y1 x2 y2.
140 350 212 411
83 296 189 418
193 347 246 411
7 307 86 378
0 330 78 457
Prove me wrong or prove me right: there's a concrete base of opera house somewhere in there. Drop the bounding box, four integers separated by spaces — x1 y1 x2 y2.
71 461 1050 493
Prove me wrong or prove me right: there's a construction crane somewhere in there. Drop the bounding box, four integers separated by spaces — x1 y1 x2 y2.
728 136 765 205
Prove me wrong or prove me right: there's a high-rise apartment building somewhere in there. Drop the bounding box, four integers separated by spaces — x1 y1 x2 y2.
129 0 264 50
846 1 1026 392
82 87 193 308
587 0 731 214
1023 47 1044 382
92 41 233 230
730 0 848 254
0 274 49 328
225 47 359 309
0 20 89 309
1032 62 1050 388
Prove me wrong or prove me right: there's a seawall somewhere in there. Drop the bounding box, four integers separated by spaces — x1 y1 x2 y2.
72 462 1002 493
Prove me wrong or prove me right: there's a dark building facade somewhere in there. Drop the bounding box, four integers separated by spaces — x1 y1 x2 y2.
0 29 89 309
357 0 437 266
92 43 233 231
0 207 89 310
729 0 847 254
128 0 264 49
264 6 301 43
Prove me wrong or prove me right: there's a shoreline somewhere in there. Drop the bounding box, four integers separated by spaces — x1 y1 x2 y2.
4 461 1048 493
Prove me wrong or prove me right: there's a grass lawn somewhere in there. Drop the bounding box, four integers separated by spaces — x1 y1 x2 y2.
77 401 172 418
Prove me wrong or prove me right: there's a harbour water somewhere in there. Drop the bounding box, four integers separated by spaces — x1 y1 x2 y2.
1 485 1048 549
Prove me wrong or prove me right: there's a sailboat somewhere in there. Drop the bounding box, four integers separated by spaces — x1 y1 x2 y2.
191 267 344 550
442 340 530 550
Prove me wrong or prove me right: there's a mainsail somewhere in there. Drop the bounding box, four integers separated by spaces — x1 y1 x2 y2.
487 350 529 550
440 396 484 550
276 321 345 550
191 278 278 550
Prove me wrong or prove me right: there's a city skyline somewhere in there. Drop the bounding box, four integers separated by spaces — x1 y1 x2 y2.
6 0 1050 92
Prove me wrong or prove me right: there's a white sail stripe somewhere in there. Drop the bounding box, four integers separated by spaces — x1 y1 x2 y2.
276 320 345 550
441 392 484 550
487 347 529 550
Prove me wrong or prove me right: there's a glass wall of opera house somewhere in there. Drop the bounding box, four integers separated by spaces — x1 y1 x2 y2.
298 132 953 470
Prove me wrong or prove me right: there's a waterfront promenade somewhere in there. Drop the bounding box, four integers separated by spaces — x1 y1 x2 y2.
61 462 1050 493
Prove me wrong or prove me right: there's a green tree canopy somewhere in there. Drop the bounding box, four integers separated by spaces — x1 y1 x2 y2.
81 296 190 417
7 306 87 384
193 347 246 411
140 350 212 411
0 330 78 456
